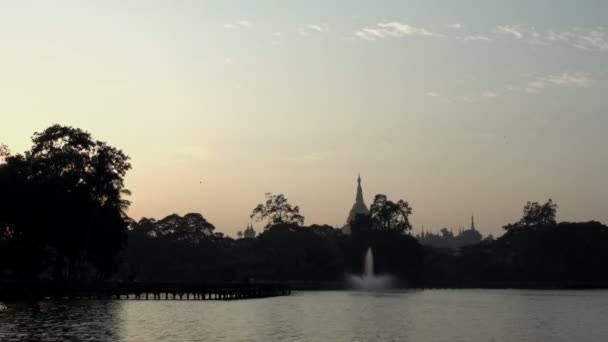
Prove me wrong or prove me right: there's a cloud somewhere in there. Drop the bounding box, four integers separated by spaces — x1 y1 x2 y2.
356 21 443 41
448 23 463 29
525 72 595 94
496 25 608 51
298 23 331 36
224 20 252 29
308 24 330 32
482 90 497 97
426 91 439 97
460 35 493 42
546 27 608 51
496 25 524 39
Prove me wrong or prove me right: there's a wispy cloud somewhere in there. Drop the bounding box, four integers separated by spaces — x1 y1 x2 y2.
546 28 608 51
298 23 331 36
496 25 525 39
308 24 330 32
223 20 252 29
460 35 493 42
525 72 595 94
356 21 443 41
496 25 608 51
448 23 463 30
426 91 439 97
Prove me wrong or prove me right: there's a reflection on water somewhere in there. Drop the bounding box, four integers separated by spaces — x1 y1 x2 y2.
2 290 608 341
0 301 121 341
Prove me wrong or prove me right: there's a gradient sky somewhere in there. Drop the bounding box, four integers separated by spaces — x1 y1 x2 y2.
2 0 607 237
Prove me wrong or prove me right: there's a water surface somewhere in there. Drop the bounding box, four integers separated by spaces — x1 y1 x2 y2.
1 290 608 341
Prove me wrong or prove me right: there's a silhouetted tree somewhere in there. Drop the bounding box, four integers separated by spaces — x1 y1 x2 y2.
504 199 557 230
350 213 374 234
0 125 131 279
0 144 9 163
369 194 413 233
440 227 453 238
250 193 305 229
154 213 215 244
125 213 222 282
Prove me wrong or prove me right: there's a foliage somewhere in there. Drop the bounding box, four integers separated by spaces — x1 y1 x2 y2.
0 144 9 163
370 194 413 233
125 213 220 281
4 126 608 288
504 199 558 230
0 125 131 279
351 194 413 234
250 193 305 229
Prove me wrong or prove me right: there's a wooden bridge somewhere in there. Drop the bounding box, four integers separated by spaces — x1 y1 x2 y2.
0 282 291 301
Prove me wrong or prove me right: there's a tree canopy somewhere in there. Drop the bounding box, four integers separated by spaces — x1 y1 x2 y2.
504 199 558 230
0 125 131 279
351 194 412 234
250 193 305 229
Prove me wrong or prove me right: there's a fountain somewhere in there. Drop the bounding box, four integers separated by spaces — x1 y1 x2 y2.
347 247 393 290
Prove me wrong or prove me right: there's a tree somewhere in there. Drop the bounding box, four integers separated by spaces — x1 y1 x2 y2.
440 228 453 238
350 213 375 234
369 194 413 233
237 231 243 239
504 199 558 230
250 193 305 230
153 213 215 244
0 144 9 163
27 125 131 212
0 125 132 279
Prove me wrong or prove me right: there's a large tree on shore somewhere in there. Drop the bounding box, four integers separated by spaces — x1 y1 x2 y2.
250 193 305 230
0 125 132 279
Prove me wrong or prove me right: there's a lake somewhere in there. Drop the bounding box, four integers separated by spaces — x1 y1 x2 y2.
2 289 608 341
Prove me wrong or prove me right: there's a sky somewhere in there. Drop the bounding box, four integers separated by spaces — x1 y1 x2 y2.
1 0 607 237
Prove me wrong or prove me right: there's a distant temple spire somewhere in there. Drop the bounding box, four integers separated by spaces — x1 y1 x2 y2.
243 221 256 239
471 215 476 231
355 173 364 205
342 174 370 234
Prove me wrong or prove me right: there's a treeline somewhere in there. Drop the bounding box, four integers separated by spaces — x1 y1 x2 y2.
423 200 608 286
2 125 608 287
125 217 422 284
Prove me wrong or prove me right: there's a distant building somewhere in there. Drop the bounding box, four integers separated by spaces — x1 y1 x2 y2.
417 215 483 250
342 174 370 235
243 223 256 239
